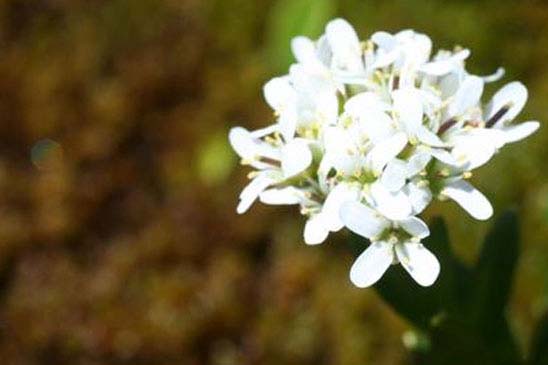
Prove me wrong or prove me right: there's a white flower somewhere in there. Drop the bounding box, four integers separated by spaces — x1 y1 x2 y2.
229 18 540 289
340 201 439 287
229 127 312 214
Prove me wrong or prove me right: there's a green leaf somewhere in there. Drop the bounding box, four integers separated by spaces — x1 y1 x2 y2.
528 313 548 365
265 0 335 72
467 210 521 363
471 210 519 329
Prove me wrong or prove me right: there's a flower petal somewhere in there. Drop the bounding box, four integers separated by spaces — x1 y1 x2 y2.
350 241 394 288
325 18 361 70
404 181 432 214
229 127 281 163
249 124 278 138
229 127 256 160
419 49 470 76
398 217 430 239
381 159 407 192
366 132 407 174
371 182 413 220
371 49 400 69
370 31 399 69
429 148 458 166
451 133 498 170
326 18 360 50
259 187 303 205
406 152 431 177
321 183 360 231
371 31 396 49
448 75 484 117
355 110 395 144
263 77 295 110
485 81 528 125
416 126 446 147
393 88 423 133
441 180 493 220
395 242 440 287
237 175 275 214
345 92 390 116
394 30 432 67
263 77 297 140
315 35 332 66
281 139 312 178
502 121 540 144
481 67 505 83
304 214 329 245
291 36 316 65
339 201 389 239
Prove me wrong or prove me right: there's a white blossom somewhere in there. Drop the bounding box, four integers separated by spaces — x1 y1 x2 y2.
229 18 540 288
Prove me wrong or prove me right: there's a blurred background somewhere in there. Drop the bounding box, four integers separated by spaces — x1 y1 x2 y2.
0 0 547 364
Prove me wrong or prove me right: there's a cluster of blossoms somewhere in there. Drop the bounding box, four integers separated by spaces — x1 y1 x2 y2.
229 19 539 288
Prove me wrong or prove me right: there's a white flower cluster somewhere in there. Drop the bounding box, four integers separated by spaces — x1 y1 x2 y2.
229 19 539 288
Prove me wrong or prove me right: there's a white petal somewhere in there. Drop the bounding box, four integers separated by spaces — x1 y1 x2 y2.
259 187 303 205
228 128 280 162
416 126 446 147
345 92 390 116
237 175 275 214
326 18 361 64
281 139 312 178
323 126 348 153
304 214 329 245
291 36 316 64
355 110 395 143
419 49 470 75
429 148 458 166
451 134 497 169
369 31 399 69
502 121 540 144
263 78 297 140
397 31 432 66
393 88 423 133
326 18 360 48
321 183 359 231
371 49 400 69
322 152 357 177
366 132 407 174
371 182 413 220
448 75 484 117
381 159 407 192
278 111 298 142
398 217 429 239
441 180 493 220
371 31 396 49
339 201 389 239
263 77 295 110
350 241 394 288
485 81 528 125
229 127 257 160
405 181 432 214
481 67 505 83
439 72 460 99
249 124 278 138
395 242 440 287
406 152 431 177
315 35 332 66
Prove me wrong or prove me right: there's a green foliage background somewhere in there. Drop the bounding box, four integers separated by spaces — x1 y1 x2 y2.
0 0 547 364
